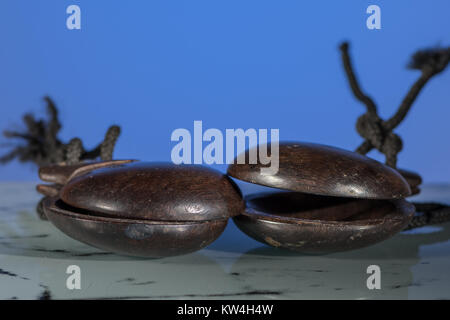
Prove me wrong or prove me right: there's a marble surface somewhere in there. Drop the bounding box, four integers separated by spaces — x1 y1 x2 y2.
0 182 450 300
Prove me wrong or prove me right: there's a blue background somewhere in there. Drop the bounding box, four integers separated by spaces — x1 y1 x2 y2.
0 0 449 182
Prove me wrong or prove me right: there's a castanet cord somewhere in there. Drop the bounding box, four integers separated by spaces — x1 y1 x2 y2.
340 41 450 230
0 96 121 166
1 97 121 219
340 42 450 168
408 202 450 230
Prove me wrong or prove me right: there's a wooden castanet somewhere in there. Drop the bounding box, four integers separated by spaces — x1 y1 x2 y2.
40 161 243 258
228 141 415 253
234 191 415 254
44 198 228 258
227 142 411 199
60 162 244 221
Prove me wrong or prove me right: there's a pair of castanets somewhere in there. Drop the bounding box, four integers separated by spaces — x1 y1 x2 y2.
37 141 420 258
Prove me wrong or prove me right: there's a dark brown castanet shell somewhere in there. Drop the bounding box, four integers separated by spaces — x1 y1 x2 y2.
60 162 244 222
233 192 415 254
40 161 243 258
43 197 228 258
227 142 411 199
397 168 422 195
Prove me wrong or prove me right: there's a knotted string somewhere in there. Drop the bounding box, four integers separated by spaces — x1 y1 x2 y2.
1 96 121 219
1 96 121 166
340 42 450 229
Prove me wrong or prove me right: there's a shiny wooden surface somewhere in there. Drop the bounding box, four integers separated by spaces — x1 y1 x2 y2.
44 197 228 258
234 191 415 254
39 161 244 257
227 142 411 199
60 162 244 222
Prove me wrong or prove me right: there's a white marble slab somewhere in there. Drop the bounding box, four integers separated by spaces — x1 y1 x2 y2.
0 182 449 299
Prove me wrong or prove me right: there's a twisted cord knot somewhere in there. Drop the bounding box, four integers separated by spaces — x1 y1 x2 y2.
356 113 403 167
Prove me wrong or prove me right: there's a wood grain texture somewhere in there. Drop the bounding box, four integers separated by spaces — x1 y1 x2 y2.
60 162 244 222
234 191 415 254
227 142 411 199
